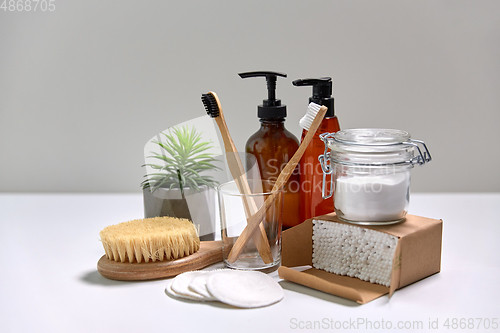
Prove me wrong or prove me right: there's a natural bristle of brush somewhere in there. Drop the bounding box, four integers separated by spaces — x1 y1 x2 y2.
99 216 200 263
201 93 219 118
299 102 322 131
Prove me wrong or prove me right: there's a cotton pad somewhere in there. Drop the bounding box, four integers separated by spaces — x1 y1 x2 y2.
166 281 203 301
188 270 228 300
206 270 284 308
169 271 212 301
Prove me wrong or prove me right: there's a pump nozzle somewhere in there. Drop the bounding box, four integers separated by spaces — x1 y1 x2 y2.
292 77 335 117
239 71 287 119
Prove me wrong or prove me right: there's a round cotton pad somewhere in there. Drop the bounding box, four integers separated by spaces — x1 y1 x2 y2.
206 270 284 308
170 271 211 301
165 281 202 301
189 270 228 300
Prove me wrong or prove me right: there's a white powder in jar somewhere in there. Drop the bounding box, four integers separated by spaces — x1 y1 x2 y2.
334 171 410 222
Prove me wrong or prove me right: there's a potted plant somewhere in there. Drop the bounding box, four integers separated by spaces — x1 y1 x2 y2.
142 125 221 240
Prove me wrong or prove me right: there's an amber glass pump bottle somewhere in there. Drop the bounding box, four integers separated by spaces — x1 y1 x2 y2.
239 71 300 229
292 77 340 222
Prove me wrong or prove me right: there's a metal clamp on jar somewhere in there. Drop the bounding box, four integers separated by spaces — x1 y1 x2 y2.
319 129 431 225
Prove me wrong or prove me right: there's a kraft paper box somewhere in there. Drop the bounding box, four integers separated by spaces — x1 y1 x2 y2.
278 214 442 304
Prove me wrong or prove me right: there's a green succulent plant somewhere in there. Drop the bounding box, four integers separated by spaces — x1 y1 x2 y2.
142 125 221 193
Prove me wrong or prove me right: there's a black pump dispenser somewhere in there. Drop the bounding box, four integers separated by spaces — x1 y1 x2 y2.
292 77 335 117
239 71 287 119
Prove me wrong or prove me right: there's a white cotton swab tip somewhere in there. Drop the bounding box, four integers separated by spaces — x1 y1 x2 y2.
299 102 322 131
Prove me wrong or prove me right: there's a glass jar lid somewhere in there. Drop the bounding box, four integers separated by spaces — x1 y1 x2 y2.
320 128 432 166
332 129 411 146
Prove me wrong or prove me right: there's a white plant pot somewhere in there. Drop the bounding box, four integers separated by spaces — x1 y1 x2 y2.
143 185 217 241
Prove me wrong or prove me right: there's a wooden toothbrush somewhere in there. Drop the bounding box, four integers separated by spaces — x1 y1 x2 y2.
202 91 274 264
227 103 328 263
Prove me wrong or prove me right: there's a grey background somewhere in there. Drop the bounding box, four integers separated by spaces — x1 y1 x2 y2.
1 0 499 193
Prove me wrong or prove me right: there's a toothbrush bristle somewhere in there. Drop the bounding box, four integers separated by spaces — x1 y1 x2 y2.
201 93 220 118
299 102 321 131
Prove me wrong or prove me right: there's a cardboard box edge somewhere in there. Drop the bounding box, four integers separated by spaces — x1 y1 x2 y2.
280 213 443 304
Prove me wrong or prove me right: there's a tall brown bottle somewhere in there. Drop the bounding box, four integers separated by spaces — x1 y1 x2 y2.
292 77 339 222
239 71 300 229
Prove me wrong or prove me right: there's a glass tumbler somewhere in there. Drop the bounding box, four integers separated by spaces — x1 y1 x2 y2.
218 179 284 271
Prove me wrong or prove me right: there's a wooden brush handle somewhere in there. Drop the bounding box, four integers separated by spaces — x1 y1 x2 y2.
211 93 274 264
97 241 223 281
227 106 328 263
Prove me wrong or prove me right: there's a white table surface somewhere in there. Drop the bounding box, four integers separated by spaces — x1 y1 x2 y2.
1 193 499 333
